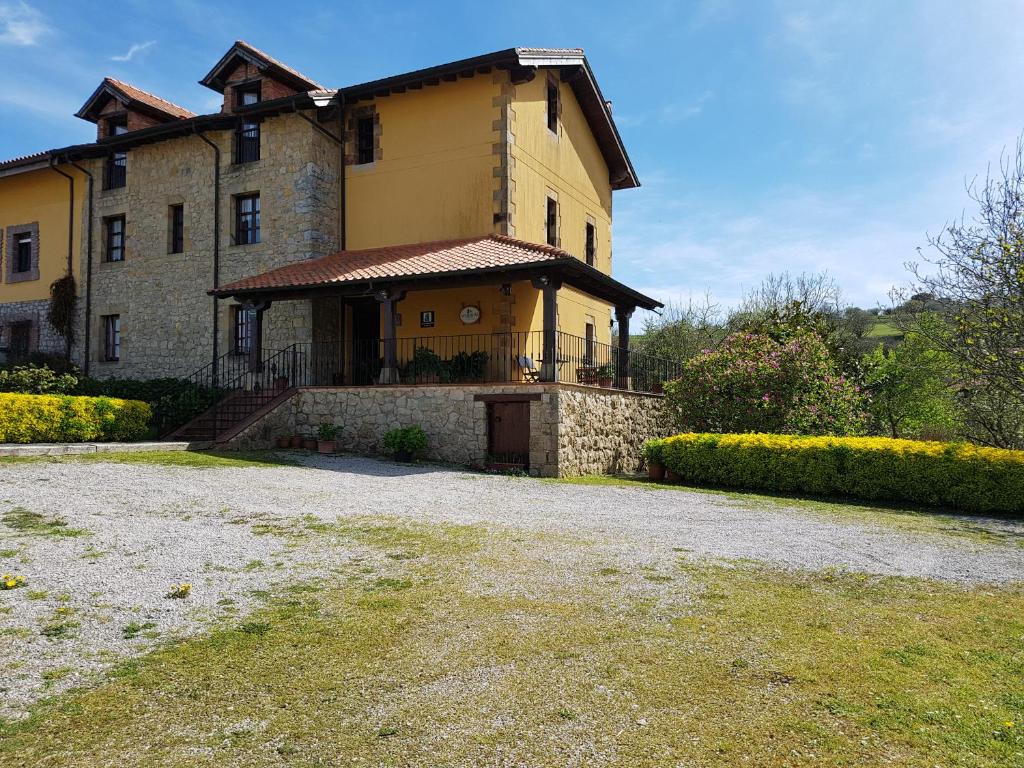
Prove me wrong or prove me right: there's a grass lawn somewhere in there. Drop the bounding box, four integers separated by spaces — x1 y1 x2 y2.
1 518 1021 767
0 450 299 469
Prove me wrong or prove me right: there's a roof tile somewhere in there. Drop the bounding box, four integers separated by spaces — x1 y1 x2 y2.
104 78 196 119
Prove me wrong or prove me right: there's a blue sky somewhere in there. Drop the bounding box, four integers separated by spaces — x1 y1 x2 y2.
2 0 1023 313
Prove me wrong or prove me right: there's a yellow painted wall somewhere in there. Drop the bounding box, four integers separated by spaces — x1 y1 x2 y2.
345 75 500 249
510 71 616 345
0 164 83 302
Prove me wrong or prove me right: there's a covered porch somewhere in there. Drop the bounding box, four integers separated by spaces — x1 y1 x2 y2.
212 235 675 394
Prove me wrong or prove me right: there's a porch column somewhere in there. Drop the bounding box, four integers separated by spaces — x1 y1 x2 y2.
245 300 271 374
615 305 633 390
531 276 561 382
376 288 405 384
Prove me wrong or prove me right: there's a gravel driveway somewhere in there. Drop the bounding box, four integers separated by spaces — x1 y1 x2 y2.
2 453 1022 718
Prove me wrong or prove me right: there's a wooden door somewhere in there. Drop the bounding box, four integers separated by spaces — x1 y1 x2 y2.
488 401 531 468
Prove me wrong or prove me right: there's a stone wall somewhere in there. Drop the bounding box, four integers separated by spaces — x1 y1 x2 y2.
0 298 66 361
84 111 340 380
225 382 664 478
555 385 668 475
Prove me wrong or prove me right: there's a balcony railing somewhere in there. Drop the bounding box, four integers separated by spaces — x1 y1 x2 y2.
267 332 681 394
104 154 126 190
234 125 260 164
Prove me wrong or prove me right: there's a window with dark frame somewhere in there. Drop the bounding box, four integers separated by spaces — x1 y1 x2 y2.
234 193 260 245
546 196 558 247
356 116 375 164
169 204 184 254
102 315 120 362
585 222 596 266
232 305 256 355
546 79 559 133
585 322 596 365
14 232 32 273
105 216 125 262
8 321 31 362
104 116 128 190
234 83 261 164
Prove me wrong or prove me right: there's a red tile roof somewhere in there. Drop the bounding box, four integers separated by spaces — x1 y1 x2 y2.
217 235 572 294
103 78 196 119
234 40 325 90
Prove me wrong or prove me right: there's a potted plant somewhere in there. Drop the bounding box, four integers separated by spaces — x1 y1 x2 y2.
642 439 665 481
290 435 303 448
383 425 428 463
597 364 615 388
275 436 291 449
302 435 318 451
317 422 339 454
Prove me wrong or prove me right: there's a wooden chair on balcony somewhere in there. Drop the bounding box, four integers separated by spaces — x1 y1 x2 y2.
517 355 542 383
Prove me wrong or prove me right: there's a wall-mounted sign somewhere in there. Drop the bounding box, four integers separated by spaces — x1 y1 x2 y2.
420 310 435 328
459 305 481 324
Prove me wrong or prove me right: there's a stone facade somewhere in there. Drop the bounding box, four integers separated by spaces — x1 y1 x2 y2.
84 111 340 379
0 298 65 361
225 382 665 478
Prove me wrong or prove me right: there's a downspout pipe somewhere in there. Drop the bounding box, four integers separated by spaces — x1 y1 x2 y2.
67 160 94 374
48 159 76 361
195 131 221 385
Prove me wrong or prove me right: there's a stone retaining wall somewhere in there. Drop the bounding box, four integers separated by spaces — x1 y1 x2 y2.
0 299 66 361
226 383 665 477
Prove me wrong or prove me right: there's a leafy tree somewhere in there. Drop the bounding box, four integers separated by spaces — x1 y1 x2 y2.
663 330 868 436
897 138 1024 448
862 331 961 440
632 296 725 362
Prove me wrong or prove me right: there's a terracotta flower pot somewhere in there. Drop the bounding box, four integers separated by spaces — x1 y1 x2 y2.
665 469 681 484
648 462 665 481
303 438 317 451
598 377 614 388
317 440 337 454
276 437 291 449
290 436 303 448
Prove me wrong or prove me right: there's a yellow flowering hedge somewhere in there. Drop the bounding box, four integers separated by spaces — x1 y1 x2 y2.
0 392 151 444
654 433 1024 514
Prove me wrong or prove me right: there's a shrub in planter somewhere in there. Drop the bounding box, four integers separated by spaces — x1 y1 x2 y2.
317 422 340 454
0 392 151 443
653 432 1024 514
383 425 428 463
597 364 615 388
641 439 665 481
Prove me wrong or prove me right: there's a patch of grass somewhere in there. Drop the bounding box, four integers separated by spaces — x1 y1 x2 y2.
40 621 80 640
121 622 157 640
41 667 72 684
0 548 18 558
3 523 1022 766
0 451 300 469
80 546 105 561
26 590 48 601
2 508 89 538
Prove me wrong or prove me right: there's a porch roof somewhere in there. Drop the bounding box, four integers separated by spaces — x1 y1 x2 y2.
212 234 663 310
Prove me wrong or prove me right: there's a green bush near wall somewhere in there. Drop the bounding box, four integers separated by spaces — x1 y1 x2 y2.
650 433 1024 514
0 393 152 444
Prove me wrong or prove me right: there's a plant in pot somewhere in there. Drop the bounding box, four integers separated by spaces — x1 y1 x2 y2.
302 434 318 451
597 364 615 388
383 425 427 463
275 436 291 449
642 439 665 481
317 422 340 454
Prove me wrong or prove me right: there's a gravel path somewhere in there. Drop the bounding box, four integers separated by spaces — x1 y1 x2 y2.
2 453 1022 718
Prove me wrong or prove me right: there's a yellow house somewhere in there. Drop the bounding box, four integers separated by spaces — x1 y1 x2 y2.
0 153 85 363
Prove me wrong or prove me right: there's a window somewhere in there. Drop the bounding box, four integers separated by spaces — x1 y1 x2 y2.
102 315 120 362
104 117 128 190
232 305 256 354
104 216 125 262
234 193 260 245
546 79 559 133
546 196 558 247
234 83 261 163
585 222 596 267
169 204 184 254
8 321 31 362
14 233 32 273
356 116 375 164
585 321 596 365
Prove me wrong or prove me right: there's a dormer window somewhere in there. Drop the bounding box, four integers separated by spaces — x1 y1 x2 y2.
234 83 261 164
106 114 128 138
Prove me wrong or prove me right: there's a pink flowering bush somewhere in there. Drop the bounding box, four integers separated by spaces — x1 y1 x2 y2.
663 330 868 436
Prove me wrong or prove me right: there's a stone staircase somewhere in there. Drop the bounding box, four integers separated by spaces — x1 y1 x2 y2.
169 385 296 444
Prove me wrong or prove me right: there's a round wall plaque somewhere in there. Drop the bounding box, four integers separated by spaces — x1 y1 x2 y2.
459 305 481 324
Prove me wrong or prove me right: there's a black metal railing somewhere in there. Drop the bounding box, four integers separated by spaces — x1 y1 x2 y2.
104 154 126 190
234 124 260 164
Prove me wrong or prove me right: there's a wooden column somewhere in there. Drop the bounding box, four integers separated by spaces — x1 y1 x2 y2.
376 289 405 384
532 276 561 382
615 305 634 390
246 300 270 374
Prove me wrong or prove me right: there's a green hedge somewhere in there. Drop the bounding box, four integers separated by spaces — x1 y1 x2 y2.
651 433 1024 514
0 393 151 444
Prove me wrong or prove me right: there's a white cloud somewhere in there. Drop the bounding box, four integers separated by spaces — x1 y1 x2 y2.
660 91 714 123
111 40 156 62
0 1 49 46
